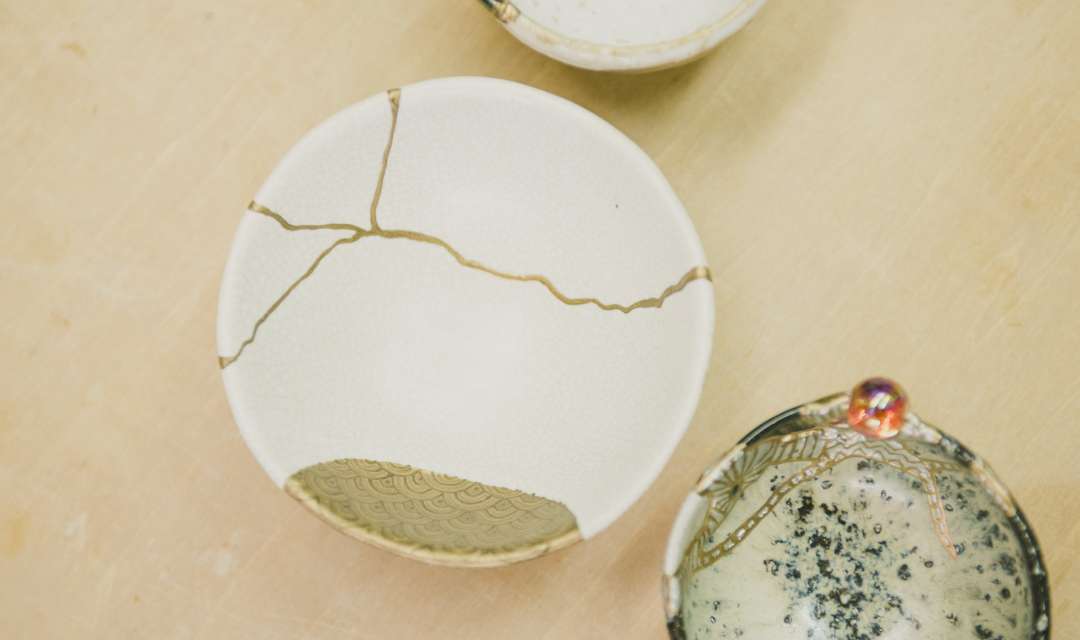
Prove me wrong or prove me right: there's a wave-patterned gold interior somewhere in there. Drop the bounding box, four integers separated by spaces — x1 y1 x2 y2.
284 459 581 567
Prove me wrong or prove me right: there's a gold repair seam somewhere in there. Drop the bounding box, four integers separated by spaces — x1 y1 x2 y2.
220 89 711 369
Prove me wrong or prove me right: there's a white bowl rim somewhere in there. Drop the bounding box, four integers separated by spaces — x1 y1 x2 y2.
483 0 769 71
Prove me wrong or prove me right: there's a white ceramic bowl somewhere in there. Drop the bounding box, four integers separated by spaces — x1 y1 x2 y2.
217 77 714 566
479 0 768 72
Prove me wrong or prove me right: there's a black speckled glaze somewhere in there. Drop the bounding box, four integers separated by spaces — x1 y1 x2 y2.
668 406 1050 640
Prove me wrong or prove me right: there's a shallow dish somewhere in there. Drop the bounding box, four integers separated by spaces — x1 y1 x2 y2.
217 77 714 566
479 0 768 72
663 390 1050 639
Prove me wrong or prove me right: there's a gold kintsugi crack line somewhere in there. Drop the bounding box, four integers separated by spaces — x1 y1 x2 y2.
369 88 400 231
218 232 362 369
375 228 712 313
247 203 359 233
219 89 711 369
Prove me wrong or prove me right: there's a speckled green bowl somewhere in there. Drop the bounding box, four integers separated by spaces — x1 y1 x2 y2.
662 392 1050 640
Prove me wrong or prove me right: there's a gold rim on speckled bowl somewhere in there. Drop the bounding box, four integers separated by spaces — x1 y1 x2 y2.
217 77 715 567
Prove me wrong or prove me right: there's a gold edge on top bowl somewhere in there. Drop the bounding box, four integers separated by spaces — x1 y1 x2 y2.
476 0 769 73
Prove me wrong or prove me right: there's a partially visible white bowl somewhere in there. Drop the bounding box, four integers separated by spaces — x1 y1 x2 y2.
479 0 768 72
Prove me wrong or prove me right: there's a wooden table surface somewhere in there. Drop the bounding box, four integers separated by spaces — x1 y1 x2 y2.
2 1 1078 637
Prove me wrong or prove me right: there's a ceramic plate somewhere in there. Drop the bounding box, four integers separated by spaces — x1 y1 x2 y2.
663 394 1050 639
479 0 768 72
217 77 714 566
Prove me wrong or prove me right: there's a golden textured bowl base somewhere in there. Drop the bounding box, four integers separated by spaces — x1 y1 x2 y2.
284 458 581 567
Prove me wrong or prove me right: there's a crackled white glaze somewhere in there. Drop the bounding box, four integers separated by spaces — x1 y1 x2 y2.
217 78 714 549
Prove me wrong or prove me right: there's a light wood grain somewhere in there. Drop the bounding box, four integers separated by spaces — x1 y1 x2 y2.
1 1 1078 637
